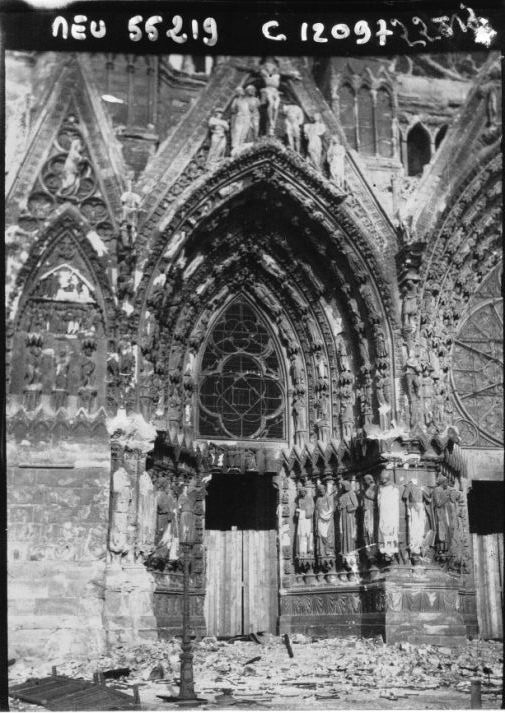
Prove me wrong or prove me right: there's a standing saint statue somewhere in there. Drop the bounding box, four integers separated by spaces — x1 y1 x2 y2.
338 481 359 557
207 109 229 167
327 136 346 187
402 478 428 561
295 488 314 558
230 87 252 152
245 85 261 140
315 481 335 561
155 483 179 561
377 471 400 560
433 474 452 557
362 474 377 558
177 482 198 543
303 113 326 170
283 104 304 152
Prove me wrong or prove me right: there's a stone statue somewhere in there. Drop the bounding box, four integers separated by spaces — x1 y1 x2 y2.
108 467 132 566
155 483 179 561
362 475 377 555
377 472 399 560
178 483 198 543
283 104 304 152
245 85 261 140
23 337 43 411
259 59 282 135
338 481 359 556
293 394 307 446
327 136 345 186
303 113 326 170
335 334 351 372
315 392 330 441
120 173 142 244
402 478 427 561
433 474 452 557
136 471 156 560
316 353 329 390
295 487 314 558
230 87 252 152
53 347 70 410
315 481 335 561
78 341 97 412
58 138 83 196
290 351 306 392
401 279 419 331
207 109 229 167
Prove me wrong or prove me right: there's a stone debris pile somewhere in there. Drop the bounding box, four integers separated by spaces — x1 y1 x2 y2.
9 636 503 710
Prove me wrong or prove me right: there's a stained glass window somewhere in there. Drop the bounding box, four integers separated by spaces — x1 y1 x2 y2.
452 268 503 445
198 299 285 440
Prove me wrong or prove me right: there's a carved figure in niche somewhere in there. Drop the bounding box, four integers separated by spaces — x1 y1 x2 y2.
245 85 261 140
327 136 345 187
402 478 428 562
290 351 306 392
338 481 359 558
58 138 84 197
293 394 307 446
230 87 252 152
183 401 193 427
315 392 331 441
283 104 304 152
335 334 351 372
302 310 323 352
405 356 422 426
447 487 467 572
120 172 142 246
377 471 399 561
304 113 326 170
401 279 419 331
78 340 97 412
116 253 136 304
23 335 44 411
339 381 355 441
295 487 314 557
433 474 452 558
374 328 388 361
106 347 120 414
178 482 198 543
315 481 336 561
52 347 71 410
154 482 179 561
119 342 135 395
207 109 229 167
137 471 156 560
316 352 329 390
108 467 132 566
375 373 391 430
362 474 377 557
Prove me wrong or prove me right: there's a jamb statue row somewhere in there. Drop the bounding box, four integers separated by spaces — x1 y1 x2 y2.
293 471 468 584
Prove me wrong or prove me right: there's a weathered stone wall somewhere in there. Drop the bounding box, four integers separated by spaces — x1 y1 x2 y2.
7 440 111 661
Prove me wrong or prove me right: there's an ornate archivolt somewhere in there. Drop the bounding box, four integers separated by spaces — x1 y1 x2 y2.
400 151 502 443
136 145 398 447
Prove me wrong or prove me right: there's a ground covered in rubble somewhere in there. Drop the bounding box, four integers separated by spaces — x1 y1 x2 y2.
9 635 503 710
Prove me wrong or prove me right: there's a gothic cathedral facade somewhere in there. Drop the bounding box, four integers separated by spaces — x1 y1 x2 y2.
5 52 502 659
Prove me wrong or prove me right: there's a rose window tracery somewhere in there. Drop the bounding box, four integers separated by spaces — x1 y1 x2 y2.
198 299 286 440
451 268 503 445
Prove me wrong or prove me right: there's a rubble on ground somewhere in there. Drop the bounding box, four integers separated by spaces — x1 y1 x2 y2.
8 636 503 710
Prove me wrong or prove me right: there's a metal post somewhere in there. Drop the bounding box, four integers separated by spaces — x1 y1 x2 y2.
178 541 196 701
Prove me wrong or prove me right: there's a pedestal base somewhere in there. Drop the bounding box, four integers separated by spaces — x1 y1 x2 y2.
279 567 475 645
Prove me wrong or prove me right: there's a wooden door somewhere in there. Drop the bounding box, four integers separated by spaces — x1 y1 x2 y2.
204 474 278 637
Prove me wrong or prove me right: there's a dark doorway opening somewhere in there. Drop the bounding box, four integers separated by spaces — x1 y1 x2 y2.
468 481 504 535
205 473 277 530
